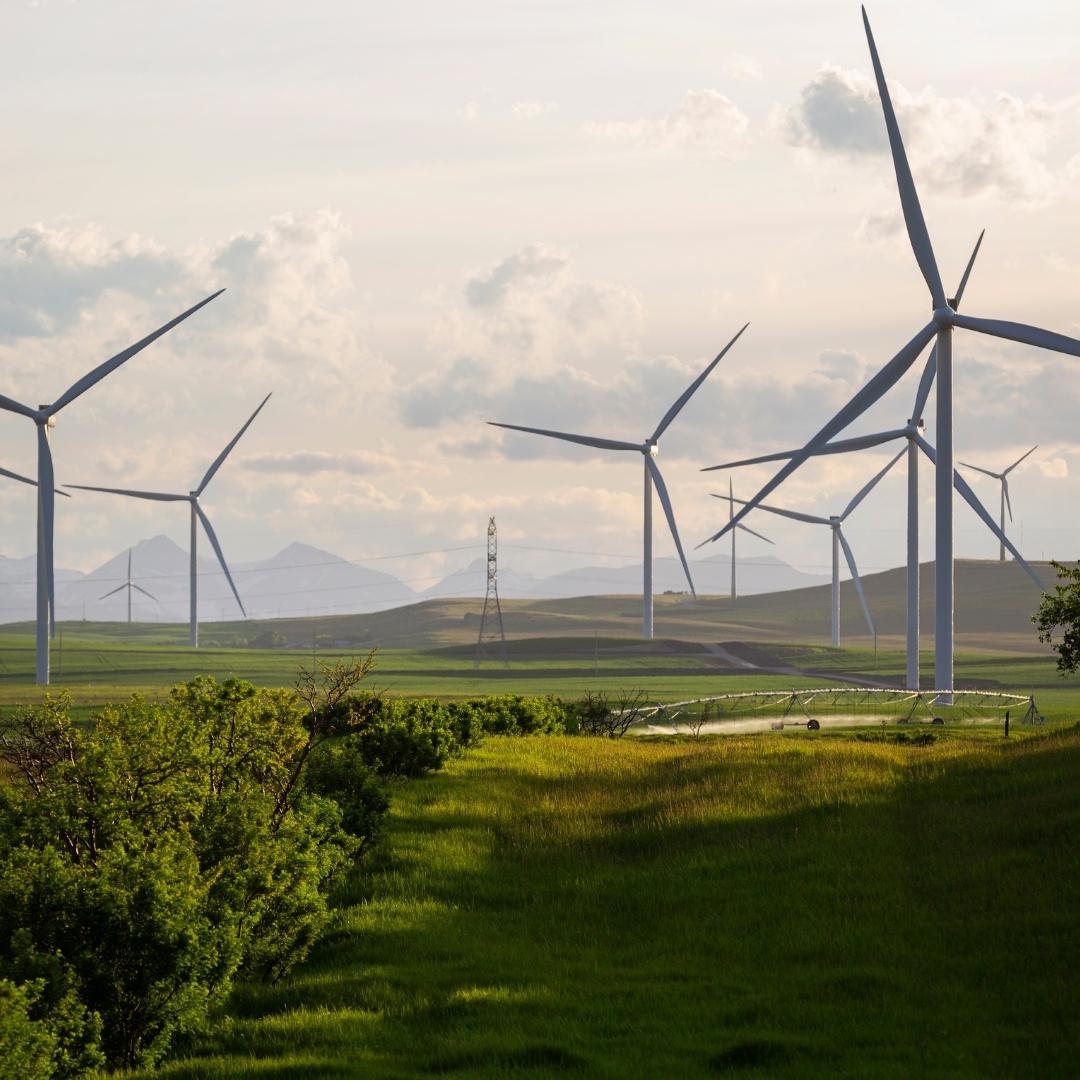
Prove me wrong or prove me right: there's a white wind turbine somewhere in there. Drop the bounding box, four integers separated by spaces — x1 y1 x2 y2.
716 448 905 646
959 447 1038 562
491 324 748 638
703 233 1044 688
68 393 271 647
99 548 158 624
726 477 774 601
704 8 1080 696
0 291 223 684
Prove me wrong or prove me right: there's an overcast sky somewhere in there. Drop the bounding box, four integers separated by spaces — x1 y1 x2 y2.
1 0 1079 608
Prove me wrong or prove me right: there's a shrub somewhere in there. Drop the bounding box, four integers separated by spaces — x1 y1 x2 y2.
347 697 460 778
0 658 377 1070
0 978 57 1079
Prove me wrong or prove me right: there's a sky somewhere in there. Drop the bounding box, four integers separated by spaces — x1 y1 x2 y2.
2 0 1080 610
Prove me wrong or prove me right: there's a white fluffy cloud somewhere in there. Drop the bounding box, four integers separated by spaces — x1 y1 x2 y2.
586 89 750 154
776 65 1072 203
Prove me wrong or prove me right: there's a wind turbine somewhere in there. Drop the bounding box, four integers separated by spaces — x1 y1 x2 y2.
0 291 223 684
490 324 747 638
702 231 1044 688
99 548 157 624
706 354 1041 686
716 448 905 645
703 8 1080 696
68 393 271 647
727 477 774 601
959 447 1037 561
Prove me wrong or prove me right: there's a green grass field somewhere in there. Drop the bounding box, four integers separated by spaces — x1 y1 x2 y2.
139 725 1080 1079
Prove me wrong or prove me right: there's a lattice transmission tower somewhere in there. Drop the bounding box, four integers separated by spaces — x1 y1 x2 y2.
475 517 508 668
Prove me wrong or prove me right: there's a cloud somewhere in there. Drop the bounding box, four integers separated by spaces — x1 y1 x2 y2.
398 346 874 468
242 450 397 476
776 65 1071 203
428 243 642 375
586 89 750 154
725 55 763 82
511 100 555 119
465 244 568 308
0 210 371 408
1039 457 1068 478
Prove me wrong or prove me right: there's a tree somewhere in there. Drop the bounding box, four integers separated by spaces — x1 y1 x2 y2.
1033 561 1080 674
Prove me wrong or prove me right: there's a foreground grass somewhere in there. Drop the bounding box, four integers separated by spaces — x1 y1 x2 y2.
149 727 1080 1079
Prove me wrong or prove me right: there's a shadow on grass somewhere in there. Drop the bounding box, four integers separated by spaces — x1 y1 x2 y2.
165 729 1080 1079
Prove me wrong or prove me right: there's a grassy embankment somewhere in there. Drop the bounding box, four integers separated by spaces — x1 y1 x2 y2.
144 724 1080 1078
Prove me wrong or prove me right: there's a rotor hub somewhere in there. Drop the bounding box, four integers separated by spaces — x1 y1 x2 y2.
932 306 955 328
644 442 658 457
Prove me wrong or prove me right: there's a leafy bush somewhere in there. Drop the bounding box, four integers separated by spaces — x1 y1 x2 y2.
0 978 57 1079
0 658 376 1071
346 697 460 778
447 695 567 739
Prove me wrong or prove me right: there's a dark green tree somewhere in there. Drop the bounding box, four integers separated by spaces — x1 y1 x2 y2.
1033 561 1080 674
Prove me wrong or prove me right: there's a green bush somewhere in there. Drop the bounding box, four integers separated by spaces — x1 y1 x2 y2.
0 660 375 1070
447 695 567 739
348 697 460 778
0 978 57 1079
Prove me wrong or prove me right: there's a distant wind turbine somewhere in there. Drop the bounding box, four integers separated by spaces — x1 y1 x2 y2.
715 448 906 646
703 8 1080 696
959 447 1037 562
490 324 748 638
0 290 224 684
100 549 158 624
68 393 270 647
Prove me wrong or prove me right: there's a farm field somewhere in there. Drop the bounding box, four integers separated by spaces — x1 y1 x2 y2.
142 725 1080 1079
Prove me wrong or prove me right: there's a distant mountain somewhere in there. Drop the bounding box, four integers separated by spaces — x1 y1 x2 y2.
422 553 830 600
33 536 415 625
0 536 828 625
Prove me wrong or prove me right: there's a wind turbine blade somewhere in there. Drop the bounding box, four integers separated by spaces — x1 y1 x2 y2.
735 522 774 545
953 229 985 308
950 313 1080 358
0 393 39 421
1003 445 1038 475
713 493 830 526
650 322 749 442
197 392 273 495
957 462 1000 480
194 502 247 617
131 583 158 601
841 446 906 520
1002 477 1013 522
64 484 188 502
488 422 640 453
48 290 225 416
99 583 128 600
837 528 876 639
698 321 937 547
38 427 56 635
703 428 907 471
645 456 695 597
0 465 38 488
911 349 936 421
914 433 1043 588
861 7 946 309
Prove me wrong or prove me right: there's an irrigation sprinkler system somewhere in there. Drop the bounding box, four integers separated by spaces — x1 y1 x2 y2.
632 687 1042 733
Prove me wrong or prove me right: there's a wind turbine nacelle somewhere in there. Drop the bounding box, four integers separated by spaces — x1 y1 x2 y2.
644 443 658 457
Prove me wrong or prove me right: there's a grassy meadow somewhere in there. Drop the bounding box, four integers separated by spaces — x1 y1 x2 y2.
142 725 1080 1079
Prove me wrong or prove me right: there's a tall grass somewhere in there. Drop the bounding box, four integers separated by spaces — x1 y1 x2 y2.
147 727 1080 1078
